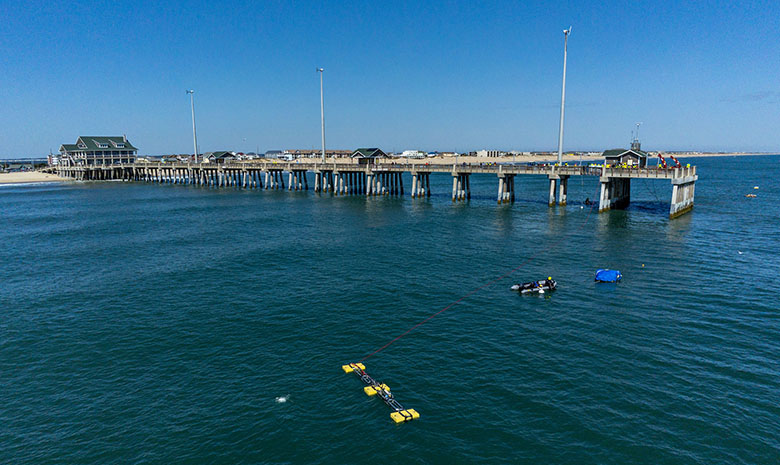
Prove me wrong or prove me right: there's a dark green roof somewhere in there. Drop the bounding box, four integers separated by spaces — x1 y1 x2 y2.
351 148 386 158
76 136 138 151
60 144 79 152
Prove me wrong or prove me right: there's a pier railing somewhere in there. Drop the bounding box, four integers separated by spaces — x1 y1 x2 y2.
115 160 690 180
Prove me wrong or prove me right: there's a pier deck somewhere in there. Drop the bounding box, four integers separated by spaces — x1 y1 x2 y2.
55 161 698 219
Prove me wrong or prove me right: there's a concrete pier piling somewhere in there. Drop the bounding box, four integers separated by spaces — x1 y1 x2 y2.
669 166 697 218
548 177 558 206
598 177 631 212
497 174 515 204
452 173 469 201
558 175 568 206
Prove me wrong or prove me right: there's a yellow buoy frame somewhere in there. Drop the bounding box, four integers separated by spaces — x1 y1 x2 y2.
390 409 421 423
341 362 365 373
363 384 390 396
343 362 420 423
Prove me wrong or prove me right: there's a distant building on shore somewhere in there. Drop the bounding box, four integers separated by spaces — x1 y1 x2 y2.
476 149 506 157
59 136 137 166
400 150 426 159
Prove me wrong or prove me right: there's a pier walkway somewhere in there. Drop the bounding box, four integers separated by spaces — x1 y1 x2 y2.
55 161 697 219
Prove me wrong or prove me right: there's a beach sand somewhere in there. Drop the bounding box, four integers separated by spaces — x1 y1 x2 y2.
0 171 69 184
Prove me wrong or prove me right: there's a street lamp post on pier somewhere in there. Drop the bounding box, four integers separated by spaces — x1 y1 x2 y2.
186 90 199 163
317 68 325 163
556 27 571 166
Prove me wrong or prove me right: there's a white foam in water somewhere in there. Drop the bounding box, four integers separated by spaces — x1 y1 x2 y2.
275 394 290 403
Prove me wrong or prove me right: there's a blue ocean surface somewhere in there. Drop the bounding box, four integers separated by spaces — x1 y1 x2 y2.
1 155 778 463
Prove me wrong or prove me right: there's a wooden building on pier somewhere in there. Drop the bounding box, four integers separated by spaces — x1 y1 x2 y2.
602 148 648 168
205 151 236 163
351 148 387 165
59 136 137 167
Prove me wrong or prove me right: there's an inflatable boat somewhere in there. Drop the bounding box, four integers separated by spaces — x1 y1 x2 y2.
595 269 622 282
511 278 557 294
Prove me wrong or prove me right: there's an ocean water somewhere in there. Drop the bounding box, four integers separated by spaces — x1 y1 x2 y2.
1 156 778 464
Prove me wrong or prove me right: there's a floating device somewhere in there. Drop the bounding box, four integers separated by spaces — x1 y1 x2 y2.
511 277 557 294
754 186 759 189
745 194 756 198
342 363 420 423
595 269 622 282
341 362 365 373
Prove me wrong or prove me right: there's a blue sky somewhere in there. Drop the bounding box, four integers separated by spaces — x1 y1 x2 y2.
1 0 778 156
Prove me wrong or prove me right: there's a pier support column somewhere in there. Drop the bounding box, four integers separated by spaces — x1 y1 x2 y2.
411 173 418 198
598 177 631 212
452 174 458 201
548 176 558 206
497 175 505 204
502 174 513 203
669 167 698 219
558 175 569 206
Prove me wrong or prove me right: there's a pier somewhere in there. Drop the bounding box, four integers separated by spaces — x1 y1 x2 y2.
54 161 698 219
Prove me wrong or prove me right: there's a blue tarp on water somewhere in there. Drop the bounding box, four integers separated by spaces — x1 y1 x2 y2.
595 269 622 282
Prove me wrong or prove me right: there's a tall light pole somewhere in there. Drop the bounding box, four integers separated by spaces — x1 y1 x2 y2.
556 27 571 165
317 68 326 163
186 90 199 163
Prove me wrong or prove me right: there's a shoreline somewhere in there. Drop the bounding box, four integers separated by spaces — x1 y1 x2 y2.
0 171 69 185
